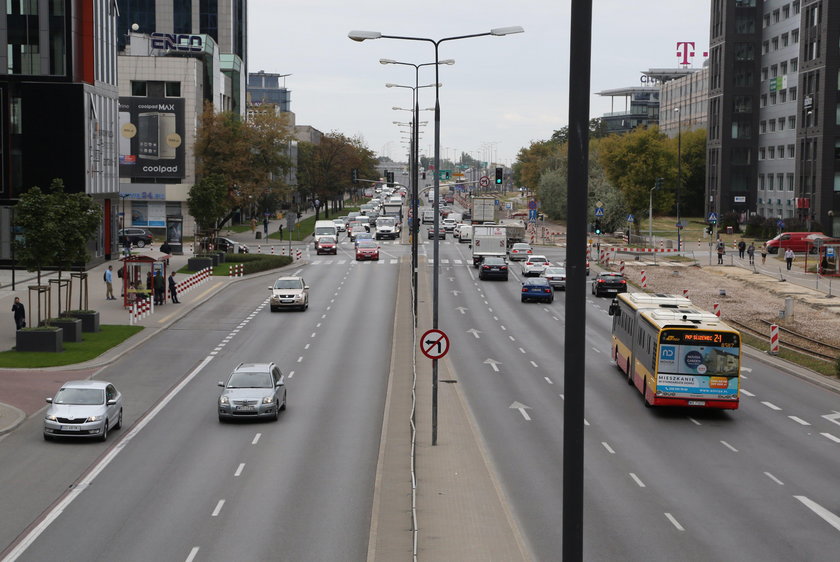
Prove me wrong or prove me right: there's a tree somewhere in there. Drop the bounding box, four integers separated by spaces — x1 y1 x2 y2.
188 174 230 248
512 139 563 193
550 118 609 144
670 128 707 217
596 126 673 234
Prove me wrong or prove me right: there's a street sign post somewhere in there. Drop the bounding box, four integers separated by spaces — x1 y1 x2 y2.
420 329 450 360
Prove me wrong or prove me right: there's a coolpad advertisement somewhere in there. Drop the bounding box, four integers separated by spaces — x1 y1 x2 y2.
656 337 740 398
119 97 185 179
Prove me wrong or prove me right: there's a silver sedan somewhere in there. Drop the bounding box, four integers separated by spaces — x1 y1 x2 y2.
218 362 287 422
44 380 123 441
541 266 567 290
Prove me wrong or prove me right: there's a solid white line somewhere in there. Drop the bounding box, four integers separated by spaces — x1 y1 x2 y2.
530 361 538 368
211 499 225 517
720 440 739 452
519 347 526 354
234 463 245 477
821 432 840 443
665 513 685 531
789 416 811 426
601 442 615 454
3 355 215 562
740 389 755 397
252 433 261 445
185 547 200 562
764 472 784 486
687 417 701 426
762 401 782 411
629 473 646 487
544 377 553 384
794 496 840 532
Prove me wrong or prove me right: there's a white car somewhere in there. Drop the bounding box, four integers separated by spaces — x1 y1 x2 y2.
521 255 551 277
442 218 458 232
269 276 309 311
44 380 123 441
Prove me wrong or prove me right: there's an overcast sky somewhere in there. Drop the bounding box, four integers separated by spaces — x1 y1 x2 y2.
247 1 710 167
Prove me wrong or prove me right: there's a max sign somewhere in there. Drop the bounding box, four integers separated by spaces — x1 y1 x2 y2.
151 33 203 52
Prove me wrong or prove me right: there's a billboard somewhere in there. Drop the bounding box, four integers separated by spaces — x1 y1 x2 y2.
119 97 185 179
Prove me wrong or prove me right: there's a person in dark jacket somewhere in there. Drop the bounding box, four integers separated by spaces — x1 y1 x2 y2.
154 271 166 305
168 271 180 303
12 297 25 329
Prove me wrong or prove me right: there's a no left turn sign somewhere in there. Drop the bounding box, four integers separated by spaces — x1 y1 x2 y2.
479 176 490 188
420 329 450 359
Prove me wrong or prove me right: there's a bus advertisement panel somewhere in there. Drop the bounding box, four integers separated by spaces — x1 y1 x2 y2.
656 330 740 401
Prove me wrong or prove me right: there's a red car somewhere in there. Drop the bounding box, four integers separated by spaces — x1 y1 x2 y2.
355 240 380 261
316 235 337 255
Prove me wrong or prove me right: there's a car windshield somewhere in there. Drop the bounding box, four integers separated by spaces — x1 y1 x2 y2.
530 257 547 262
358 241 377 248
227 372 273 388
54 388 105 405
513 244 531 250
274 279 303 289
320 236 336 244
544 268 565 275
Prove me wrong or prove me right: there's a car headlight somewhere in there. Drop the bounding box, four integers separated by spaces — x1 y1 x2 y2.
219 396 229 405
262 396 274 404
45 415 58 421
86 415 103 422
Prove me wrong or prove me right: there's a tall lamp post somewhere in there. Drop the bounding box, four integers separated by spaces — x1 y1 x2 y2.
350 25 524 445
649 178 662 246
674 106 682 252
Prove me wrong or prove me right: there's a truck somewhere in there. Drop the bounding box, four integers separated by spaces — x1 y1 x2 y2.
381 202 403 223
471 225 507 267
498 219 526 245
471 197 496 223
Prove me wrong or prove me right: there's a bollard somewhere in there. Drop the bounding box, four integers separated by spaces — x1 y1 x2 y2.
713 302 720 317
258 245 262 253
619 261 625 275
271 246 275 255
769 324 780 355
683 288 688 298
641 270 647 288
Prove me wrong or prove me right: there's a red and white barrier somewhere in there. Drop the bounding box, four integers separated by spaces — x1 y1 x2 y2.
713 302 720 317
608 247 681 253
619 261 625 275
641 270 647 288
295 250 302 260
271 246 275 255
229 264 244 277
683 288 689 298
769 324 779 355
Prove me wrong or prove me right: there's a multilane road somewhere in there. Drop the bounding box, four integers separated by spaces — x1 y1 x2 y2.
2 230 840 560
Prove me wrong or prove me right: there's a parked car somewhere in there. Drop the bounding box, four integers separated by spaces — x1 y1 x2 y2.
269 276 309 311
218 362 286 422
542 266 567 290
478 256 509 281
43 380 123 441
521 255 551 276
316 235 337 255
508 242 533 261
118 227 153 248
355 240 380 261
214 237 248 253
521 277 554 304
591 272 627 297
766 231 837 254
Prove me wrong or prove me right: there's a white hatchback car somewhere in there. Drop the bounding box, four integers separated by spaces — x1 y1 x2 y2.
521 255 551 277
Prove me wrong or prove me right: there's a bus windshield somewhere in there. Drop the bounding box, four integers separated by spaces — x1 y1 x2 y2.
659 330 740 377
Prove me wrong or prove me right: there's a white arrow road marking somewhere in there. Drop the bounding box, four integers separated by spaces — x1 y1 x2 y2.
455 307 468 314
510 401 531 421
467 328 481 339
795 496 840 532
484 358 501 372
822 411 840 427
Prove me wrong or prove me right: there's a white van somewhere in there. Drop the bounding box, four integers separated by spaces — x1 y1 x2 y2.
458 224 472 244
422 209 435 224
314 220 338 248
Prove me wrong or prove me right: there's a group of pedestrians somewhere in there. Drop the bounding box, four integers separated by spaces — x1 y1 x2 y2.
718 239 770 266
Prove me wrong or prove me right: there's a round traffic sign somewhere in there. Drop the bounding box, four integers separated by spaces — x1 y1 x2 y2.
420 329 450 360
528 200 537 210
479 176 490 188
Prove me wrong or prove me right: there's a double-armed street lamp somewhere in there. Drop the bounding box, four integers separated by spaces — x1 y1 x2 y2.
350 25 524 446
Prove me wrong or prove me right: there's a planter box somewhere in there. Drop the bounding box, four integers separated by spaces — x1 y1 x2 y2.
16 328 64 352
62 311 100 333
188 257 213 271
50 318 83 343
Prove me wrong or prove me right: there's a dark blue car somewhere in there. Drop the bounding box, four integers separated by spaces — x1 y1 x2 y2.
521 277 554 304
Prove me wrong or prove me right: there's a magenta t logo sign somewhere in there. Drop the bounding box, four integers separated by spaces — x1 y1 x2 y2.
676 41 708 66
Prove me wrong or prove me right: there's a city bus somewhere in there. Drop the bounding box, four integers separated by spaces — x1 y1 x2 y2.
608 292 741 409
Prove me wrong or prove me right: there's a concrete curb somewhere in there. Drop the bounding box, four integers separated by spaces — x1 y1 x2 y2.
0 402 25 435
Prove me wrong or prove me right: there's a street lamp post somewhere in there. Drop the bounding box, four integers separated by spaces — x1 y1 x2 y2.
649 178 662 247
351 25 523 445
674 106 682 252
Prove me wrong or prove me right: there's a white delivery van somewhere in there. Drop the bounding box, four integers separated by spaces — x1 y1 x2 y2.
314 220 338 249
458 224 472 244
422 209 436 224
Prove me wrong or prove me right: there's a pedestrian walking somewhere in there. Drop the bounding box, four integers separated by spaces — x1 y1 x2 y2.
717 242 725 265
747 242 755 265
760 243 768 265
250 217 256 232
263 217 269 235
104 265 115 300
146 271 154 302
168 271 180 303
278 222 283 239
11 297 25 330
785 248 795 270
154 271 166 305
737 239 746 259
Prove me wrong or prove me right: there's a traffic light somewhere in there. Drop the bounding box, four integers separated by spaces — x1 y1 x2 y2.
387 171 394 187
495 167 503 185
594 219 602 235
351 168 359 184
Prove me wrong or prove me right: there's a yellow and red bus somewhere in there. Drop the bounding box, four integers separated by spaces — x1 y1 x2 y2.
609 292 741 409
